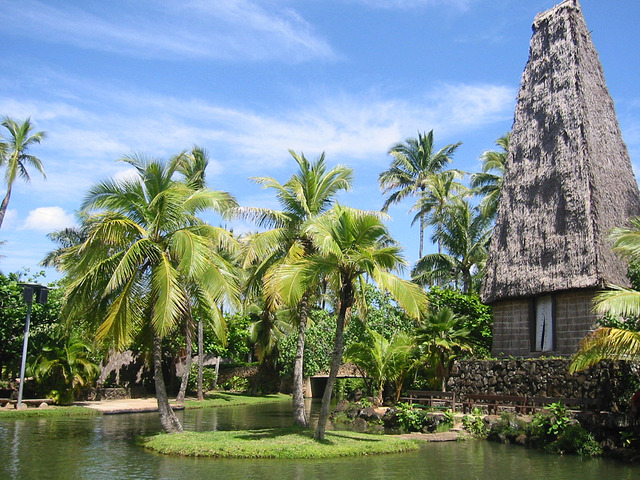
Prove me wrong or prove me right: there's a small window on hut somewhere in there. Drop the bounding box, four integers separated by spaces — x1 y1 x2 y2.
531 295 554 352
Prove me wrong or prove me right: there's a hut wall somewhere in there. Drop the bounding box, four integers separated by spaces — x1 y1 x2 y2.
492 289 598 357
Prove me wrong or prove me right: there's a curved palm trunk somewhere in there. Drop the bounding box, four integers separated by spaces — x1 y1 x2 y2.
176 327 193 403
292 290 310 427
0 185 13 230
314 282 352 440
153 332 183 433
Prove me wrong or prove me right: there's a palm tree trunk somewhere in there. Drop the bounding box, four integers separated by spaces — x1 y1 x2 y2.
419 213 425 259
153 332 183 433
197 317 204 401
176 327 193 403
314 282 352 440
0 186 13 230
292 290 310 427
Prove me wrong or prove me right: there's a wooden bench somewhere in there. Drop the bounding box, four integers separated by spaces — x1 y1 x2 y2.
523 396 601 413
462 394 529 414
398 390 457 410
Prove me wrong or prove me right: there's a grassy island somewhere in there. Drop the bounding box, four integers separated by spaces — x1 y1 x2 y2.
183 392 290 410
140 427 419 459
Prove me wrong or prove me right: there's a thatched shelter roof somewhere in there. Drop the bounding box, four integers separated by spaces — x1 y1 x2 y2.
481 0 640 304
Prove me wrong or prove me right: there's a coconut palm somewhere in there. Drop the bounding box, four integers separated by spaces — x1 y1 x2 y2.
172 146 222 403
0 117 46 229
345 328 416 404
379 130 461 258
238 150 352 427
60 154 239 433
410 169 468 254
416 307 473 391
470 132 509 220
274 205 427 440
570 217 640 372
412 199 492 294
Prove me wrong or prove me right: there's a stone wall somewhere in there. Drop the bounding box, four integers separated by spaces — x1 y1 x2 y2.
448 359 638 411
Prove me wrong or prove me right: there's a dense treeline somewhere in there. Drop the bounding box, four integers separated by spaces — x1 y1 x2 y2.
0 116 510 436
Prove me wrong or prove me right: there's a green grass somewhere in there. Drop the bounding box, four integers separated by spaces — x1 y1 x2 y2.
183 392 290 410
0 406 100 419
140 426 419 459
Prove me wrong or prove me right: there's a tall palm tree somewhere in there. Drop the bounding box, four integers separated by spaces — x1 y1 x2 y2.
570 217 640 372
173 146 219 403
470 132 509 221
379 130 461 258
0 117 46 229
274 205 427 440
238 150 353 427
410 169 468 254
412 199 492 293
60 154 239 433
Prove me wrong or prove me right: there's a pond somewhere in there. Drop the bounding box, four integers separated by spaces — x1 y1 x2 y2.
1 401 639 480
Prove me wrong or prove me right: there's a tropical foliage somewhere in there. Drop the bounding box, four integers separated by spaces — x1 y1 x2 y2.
273 205 428 439
412 199 492 293
59 153 240 432
470 132 509 220
570 217 640 372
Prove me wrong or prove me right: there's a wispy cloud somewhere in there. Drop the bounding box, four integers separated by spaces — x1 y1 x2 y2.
1 70 515 183
0 0 335 62
346 0 477 11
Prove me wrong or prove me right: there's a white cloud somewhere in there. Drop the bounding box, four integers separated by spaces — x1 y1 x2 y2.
0 0 335 63
21 207 75 232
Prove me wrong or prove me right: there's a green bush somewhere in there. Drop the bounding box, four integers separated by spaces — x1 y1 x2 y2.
186 363 218 393
462 407 487 437
220 375 249 392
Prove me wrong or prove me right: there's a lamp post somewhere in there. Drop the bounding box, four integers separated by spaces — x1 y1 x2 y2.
16 283 49 409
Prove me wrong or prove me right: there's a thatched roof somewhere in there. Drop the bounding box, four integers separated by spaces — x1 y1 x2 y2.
481 0 640 304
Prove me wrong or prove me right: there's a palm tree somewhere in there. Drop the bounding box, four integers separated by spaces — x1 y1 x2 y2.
60 154 239 433
470 132 509 220
412 199 492 294
173 146 223 403
345 328 416 404
31 335 100 404
570 217 640 372
238 150 352 427
416 307 473 391
410 169 468 254
379 130 461 257
0 117 46 229
274 205 427 440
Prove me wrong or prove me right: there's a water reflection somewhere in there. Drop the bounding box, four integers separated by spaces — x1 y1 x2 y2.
1 401 639 480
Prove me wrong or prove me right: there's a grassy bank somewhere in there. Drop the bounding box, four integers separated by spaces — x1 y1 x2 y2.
0 406 100 419
140 427 419 459
183 392 290 410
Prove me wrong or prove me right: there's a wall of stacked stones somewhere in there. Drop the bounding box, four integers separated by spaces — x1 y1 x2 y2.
448 359 639 411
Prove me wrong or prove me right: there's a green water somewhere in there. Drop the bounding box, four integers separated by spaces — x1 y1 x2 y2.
1 401 639 480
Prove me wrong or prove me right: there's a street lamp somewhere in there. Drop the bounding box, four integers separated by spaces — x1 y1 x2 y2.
16 283 49 409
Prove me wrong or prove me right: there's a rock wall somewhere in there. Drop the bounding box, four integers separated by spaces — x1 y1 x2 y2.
448 359 638 411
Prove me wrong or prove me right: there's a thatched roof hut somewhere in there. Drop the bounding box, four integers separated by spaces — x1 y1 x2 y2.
481 0 640 306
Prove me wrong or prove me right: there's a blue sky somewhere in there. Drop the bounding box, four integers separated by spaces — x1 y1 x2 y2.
1 0 639 282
